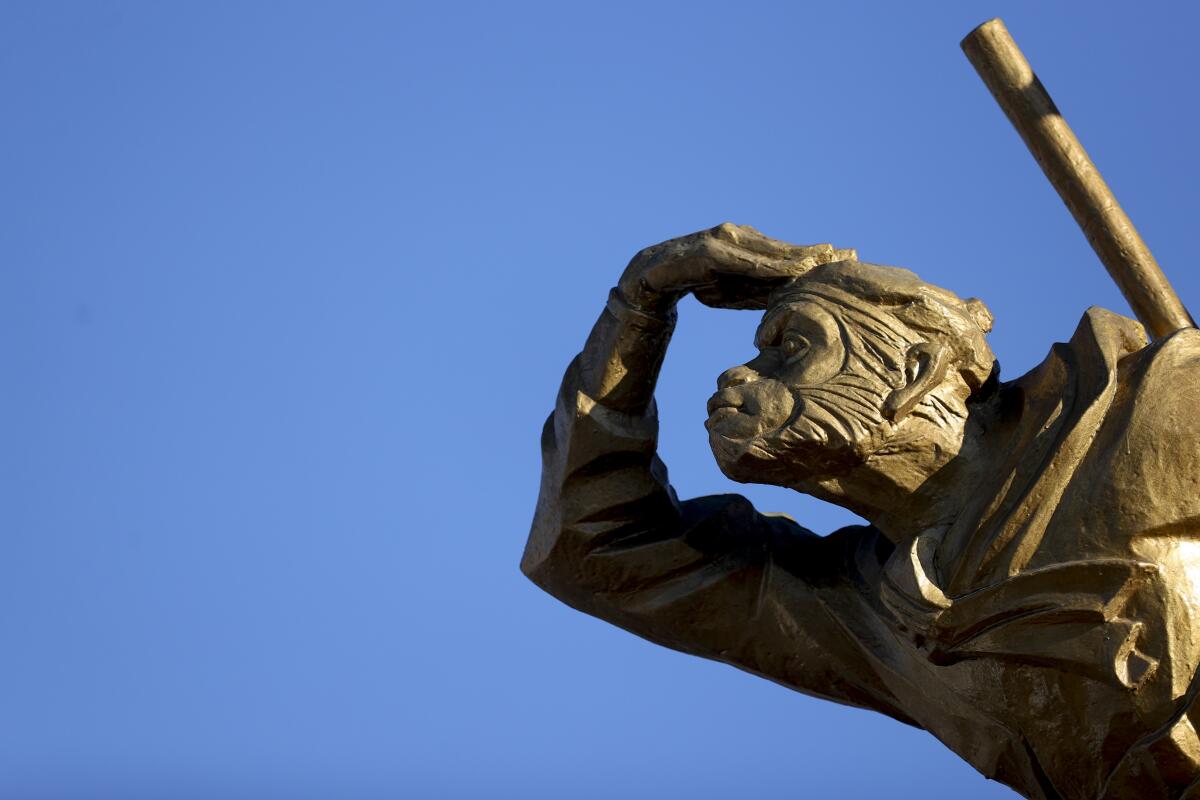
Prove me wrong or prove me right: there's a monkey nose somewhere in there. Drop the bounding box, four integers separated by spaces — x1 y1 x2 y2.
717 365 759 389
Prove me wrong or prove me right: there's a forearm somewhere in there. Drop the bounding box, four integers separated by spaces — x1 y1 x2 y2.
525 283 763 613
522 283 683 597
573 287 677 415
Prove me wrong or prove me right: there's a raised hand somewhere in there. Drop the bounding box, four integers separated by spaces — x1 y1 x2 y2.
617 223 855 312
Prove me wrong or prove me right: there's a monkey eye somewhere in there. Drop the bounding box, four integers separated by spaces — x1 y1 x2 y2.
780 334 809 359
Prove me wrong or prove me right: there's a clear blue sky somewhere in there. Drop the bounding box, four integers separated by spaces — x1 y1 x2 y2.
5 2 1199 798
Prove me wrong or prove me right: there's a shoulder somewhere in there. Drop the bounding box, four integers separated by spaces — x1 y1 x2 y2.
1116 324 1200 425
1071 305 1200 381
1061 307 1200 449
1088 322 1200 537
1128 325 1200 379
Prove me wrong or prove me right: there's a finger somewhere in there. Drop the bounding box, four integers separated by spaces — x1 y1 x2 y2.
640 238 758 293
709 223 855 265
772 242 856 266
639 231 852 295
708 223 798 258
703 239 819 280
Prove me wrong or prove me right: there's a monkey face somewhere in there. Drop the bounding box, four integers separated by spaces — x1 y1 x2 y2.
706 300 896 487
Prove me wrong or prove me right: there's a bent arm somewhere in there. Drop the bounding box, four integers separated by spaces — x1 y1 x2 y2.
521 289 900 713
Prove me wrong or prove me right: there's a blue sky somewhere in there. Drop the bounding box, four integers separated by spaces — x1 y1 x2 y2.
4 2 1199 798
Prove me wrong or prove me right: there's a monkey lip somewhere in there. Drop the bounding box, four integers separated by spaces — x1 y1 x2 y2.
705 399 759 440
707 390 743 417
705 406 742 431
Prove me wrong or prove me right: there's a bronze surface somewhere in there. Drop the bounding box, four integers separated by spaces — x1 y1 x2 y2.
522 22 1200 800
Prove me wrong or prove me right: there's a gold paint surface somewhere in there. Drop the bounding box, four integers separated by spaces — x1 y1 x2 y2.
528 220 1200 800
523 21 1199 800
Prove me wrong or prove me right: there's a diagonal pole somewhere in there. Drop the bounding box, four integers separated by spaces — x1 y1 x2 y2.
961 18 1194 339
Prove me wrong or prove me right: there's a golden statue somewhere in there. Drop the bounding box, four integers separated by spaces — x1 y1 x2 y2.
522 21 1199 800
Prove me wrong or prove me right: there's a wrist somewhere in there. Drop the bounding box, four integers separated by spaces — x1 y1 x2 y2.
607 287 677 328
616 272 678 318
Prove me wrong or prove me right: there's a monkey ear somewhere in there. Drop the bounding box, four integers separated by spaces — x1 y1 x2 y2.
884 342 951 423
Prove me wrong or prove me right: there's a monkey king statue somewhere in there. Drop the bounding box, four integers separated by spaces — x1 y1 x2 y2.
521 20 1200 800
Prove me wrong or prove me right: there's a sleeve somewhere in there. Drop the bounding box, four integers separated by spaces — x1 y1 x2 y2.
521 360 908 716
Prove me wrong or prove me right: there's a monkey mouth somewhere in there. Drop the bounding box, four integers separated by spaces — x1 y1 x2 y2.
706 389 743 417
705 392 752 436
705 410 744 437
707 401 737 414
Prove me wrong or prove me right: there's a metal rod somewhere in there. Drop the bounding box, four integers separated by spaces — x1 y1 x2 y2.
961 18 1193 339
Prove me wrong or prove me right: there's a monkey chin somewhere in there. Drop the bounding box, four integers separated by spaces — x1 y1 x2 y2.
707 411 880 491
706 423 813 489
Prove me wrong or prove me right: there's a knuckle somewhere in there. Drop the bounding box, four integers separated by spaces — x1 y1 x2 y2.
711 222 739 241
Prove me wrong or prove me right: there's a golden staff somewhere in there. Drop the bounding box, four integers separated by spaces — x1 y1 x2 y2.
961 18 1194 339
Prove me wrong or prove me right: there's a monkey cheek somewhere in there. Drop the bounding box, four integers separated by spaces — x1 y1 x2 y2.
755 390 796 435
